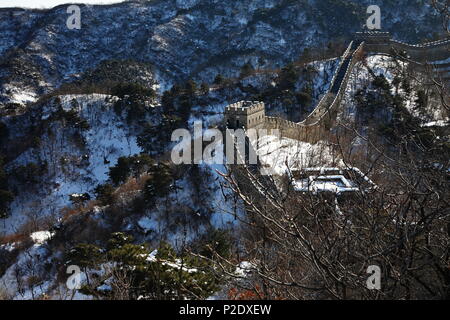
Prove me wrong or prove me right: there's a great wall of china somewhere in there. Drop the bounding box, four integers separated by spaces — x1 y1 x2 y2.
224 32 449 143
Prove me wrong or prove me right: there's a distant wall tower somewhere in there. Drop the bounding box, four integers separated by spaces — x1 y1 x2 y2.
224 101 265 130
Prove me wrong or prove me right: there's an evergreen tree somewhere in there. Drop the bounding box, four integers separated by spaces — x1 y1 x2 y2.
372 75 391 91
0 190 14 219
197 229 232 259
184 79 197 96
392 76 401 94
415 90 428 111
200 82 209 95
0 122 8 143
94 183 116 206
65 234 222 300
144 163 173 200
129 154 154 178
297 87 313 108
213 74 224 85
111 83 155 99
239 62 254 78
401 78 411 95
0 157 13 219
178 95 192 122
108 154 154 185
12 162 47 185
109 157 132 185
279 63 299 90
161 90 175 112
67 243 104 286
107 232 134 251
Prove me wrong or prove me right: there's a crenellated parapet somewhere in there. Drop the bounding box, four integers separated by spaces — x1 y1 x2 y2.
224 100 266 130
357 31 450 62
224 34 448 144
262 40 365 142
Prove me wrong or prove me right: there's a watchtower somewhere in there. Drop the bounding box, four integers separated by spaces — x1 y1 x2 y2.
224 101 265 130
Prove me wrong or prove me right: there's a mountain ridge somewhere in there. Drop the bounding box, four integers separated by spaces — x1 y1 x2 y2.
0 0 445 107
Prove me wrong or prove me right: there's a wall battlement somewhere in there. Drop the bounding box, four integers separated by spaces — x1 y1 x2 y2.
225 101 265 115
224 34 449 144
224 100 265 130
358 31 450 61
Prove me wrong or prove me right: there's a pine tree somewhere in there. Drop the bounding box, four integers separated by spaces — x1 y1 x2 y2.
67 243 104 286
106 232 134 251
109 157 132 185
198 229 232 259
184 79 197 96
239 62 254 78
200 82 210 95
279 63 299 90
129 154 154 178
161 90 175 112
0 190 14 219
0 122 8 143
372 75 391 91
0 157 13 219
415 90 428 111
12 162 47 185
214 74 224 85
144 163 173 200
297 87 312 109
94 183 116 206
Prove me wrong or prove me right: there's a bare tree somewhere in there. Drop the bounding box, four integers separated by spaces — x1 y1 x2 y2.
200 120 449 300
431 0 450 35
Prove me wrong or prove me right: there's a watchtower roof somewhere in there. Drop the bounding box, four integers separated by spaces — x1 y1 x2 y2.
225 101 264 114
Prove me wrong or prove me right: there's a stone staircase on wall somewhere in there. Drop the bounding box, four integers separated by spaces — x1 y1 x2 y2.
264 40 365 143
224 33 449 144
360 32 450 77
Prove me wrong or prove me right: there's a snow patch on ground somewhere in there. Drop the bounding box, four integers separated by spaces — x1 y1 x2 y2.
422 119 449 127
256 135 336 175
0 242 51 299
1 94 142 235
30 231 54 245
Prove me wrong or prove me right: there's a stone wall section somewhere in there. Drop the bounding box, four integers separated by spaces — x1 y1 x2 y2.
224 33 449 143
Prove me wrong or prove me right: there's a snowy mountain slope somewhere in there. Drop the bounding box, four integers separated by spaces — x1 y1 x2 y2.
1 51 447 299
3 48 447 236
1 94 141 235
0 0 448 301
0 0 444 106
339 54 449 124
